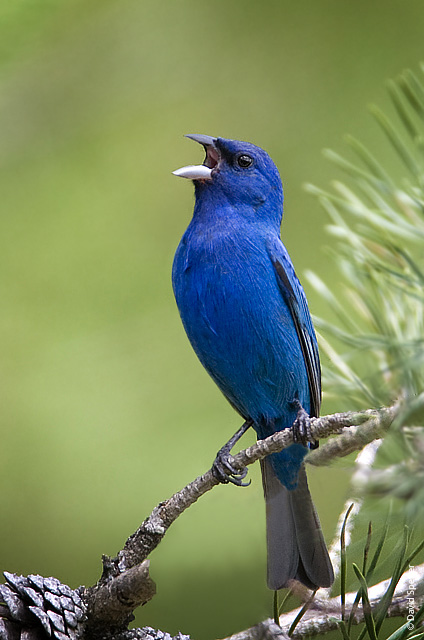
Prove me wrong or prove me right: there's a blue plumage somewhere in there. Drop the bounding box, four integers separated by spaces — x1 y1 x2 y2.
172 135 333 590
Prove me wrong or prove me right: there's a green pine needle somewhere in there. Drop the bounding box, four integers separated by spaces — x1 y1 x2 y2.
287 590 317 637
352 563 378 640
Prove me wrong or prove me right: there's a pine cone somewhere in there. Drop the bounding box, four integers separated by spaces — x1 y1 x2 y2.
0 572 85 640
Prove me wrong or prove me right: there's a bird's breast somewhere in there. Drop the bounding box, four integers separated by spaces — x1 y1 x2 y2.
172 229 306 422
174 228 279 339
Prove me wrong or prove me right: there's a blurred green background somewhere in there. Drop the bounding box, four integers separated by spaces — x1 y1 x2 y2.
0 1 423 638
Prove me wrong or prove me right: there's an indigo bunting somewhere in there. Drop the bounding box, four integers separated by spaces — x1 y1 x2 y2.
172 135 333 590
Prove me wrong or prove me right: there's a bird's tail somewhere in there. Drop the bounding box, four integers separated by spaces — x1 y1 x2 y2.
261 459 334 590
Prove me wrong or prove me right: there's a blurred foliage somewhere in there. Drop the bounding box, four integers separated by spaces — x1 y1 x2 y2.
0 2 424 640
307 65 424 533
307 67 424 410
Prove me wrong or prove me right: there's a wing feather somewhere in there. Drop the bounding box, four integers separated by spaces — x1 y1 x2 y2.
272 257 321 418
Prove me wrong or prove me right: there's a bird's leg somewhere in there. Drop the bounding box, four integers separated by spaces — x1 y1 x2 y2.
291 401 319 449
212 419 253 486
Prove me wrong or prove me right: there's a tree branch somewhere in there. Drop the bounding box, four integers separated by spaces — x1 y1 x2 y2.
225 562 424 640
104 402 400 577
306 401 399 466
85 401 402 633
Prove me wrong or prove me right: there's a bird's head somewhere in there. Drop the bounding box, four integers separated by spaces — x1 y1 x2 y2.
173 135 284 226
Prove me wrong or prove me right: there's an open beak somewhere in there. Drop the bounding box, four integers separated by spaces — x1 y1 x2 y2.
172 134 219 180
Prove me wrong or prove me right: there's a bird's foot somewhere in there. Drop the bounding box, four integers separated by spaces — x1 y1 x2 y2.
212 448 249 486
211 420 252 486
292 404 318 449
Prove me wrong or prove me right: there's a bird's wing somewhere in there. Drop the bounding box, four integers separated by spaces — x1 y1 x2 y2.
268 239 321 418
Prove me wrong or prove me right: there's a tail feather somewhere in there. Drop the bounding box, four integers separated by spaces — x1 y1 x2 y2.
261 459 334 590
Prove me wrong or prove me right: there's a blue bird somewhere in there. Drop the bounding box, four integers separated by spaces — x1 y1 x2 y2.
172 134 334 590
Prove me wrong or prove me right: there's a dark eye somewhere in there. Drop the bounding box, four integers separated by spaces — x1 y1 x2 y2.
237 154 253 168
